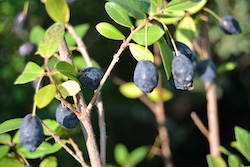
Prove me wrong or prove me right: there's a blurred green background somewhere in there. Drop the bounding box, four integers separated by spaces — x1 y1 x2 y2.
1 0 250 166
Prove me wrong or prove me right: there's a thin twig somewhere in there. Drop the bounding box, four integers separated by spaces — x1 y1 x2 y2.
67 134 84 162
190 112 209 138
41 120 88 167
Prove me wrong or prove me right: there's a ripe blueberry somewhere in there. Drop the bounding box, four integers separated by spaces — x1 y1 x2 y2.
133 60 159 93
78 67 104 90
169 54 195 90
56 104 79 129
197 59 216 82
19 42 37 56
14 12 28 31
219 16 242 35
19 114 44 152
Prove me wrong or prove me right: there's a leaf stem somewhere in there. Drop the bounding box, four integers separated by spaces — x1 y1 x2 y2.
203 7 222 21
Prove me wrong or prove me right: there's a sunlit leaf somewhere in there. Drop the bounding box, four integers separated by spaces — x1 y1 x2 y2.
39 156 58 167
65 24 90 46
0 145 10 160
119 82 143 99
175 15 197 49
14 62 44 85
138 0 158 14
42 119 64 136
228 154 242 167
114 143 129 166
108 0 146 19
73 56 100 70
155 10 184 24
187 0 207 14
0 156 23 167
206 155 227 167
217 62 237 74
45 0 70 23
235 126 250 161
165 0 201 11
146 87 173 102
58 80 81 96
157 37 174 79
34 84 56 109
96 22 125 40
30 25 45 45
105 2 133 28
132 25 164 46
39 22 65 58
0 118 23 134
0 134 11 144
129 43 154 62
128 146 148 166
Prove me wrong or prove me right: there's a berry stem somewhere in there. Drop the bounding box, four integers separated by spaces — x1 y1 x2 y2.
23 1 29 14
203 7 222 21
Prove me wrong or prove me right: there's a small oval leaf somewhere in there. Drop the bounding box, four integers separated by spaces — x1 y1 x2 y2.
0 134 11 144
58 80 81 96
206 155 227 167
35 84 56 109
39 22 65 58
132 25 165 46
0 145 10 160
157 37 174 79
39 156 58 167
114 143 129 165
96 22 125 40
235 126 250 161
0 118 23 134
105 2 133 28
119 82 143 99
55 61 80 84
15 62 44 85
45 0 70 23
129 43 154 62
166 0 202 11
146 87 173 102
30 25 45 45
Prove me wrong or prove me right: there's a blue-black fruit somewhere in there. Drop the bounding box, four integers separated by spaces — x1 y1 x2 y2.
19 114 44 152
197 59 216 82
56 104 79 129
169 54 195 90
14 12 28 31
133 60 159 93
219 16 242 35
19 42 37 56
78 67 104 90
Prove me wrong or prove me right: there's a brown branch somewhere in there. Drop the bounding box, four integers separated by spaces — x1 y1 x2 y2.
190 112 209 138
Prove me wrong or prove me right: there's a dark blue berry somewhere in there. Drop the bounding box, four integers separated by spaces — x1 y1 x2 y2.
14 12 28 31
78 67 104 90
56 104 79 129
219 16 242 35
133 60 159 93
169 54 195 90
19 114 44 152
19 42 37 56
197 59 216 82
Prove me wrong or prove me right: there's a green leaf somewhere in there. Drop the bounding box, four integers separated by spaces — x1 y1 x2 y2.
166 0 202 11
119 82 143 99
157 37 174 80
96 22 125 40
73 56 101 70
45 0 70 23
34 84 56 109
55 61 80 84
127 146 148 166
30 25 45 45
114 143 129 166
146 87 173 102
206 155 227 167
58 80 81 96
217 62 237 74
105 2 133 28
0 118 23 134
39 156 58 167
228 154 242 167
155 10 184 25
138 0 159 14
65 24 90 46
0 134 11 144
42 119 64 136
235 126 250 161
0 156 23 167
187 0 207 14
175 15 197 49
132 25 165 46
129 43 154 62
108 0 146 19
19 141 64 159
0 145 10 159
14 62 44 85
39 22 65 58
